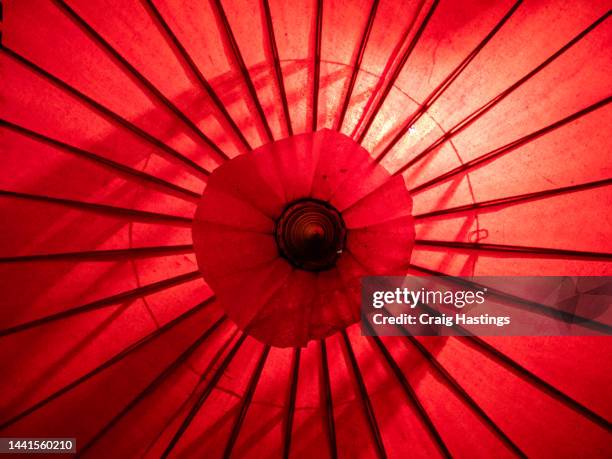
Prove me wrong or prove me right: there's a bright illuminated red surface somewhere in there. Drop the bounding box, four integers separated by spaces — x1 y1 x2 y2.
0 0 611 457
192 129 414 347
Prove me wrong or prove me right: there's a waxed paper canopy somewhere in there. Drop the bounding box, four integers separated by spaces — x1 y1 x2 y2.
0 0 611 457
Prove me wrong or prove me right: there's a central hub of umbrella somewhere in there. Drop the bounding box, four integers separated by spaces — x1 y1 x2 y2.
275 199 346 271
192 130 414 347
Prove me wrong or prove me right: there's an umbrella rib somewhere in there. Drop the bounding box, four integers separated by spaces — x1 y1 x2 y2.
413 178 612 220
465 335 612 430
0 296 216 431
374 0 523 162
331 0 441 215
350 0 425 139
282 347 301 459
212 0 274 142
78 315 227 457
336 0 379 132
0 270 202 337
312 0 323 132
408 299 611 429
161 333 249 458
52 0 231 162
396 11 611 174
366 315 526 457
135 329 239 458
414 240 612 261
412 294 612 430
142 330 240 457
408 263 612 335
0 119 201 201
0 189 193 226
0 46 212 178
369 334 451 458
405 335 526 457
356 0 439 143
223 345 271 459
142 0 252 151
262 0 293 137
340 330 388 459
409 96 612 194
320 339 338 459
342 93 610 217
0 244 194 264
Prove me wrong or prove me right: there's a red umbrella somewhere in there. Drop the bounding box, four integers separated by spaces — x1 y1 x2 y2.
0 0 610 457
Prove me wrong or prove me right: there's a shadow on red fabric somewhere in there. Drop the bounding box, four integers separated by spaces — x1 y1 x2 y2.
0 0 610 457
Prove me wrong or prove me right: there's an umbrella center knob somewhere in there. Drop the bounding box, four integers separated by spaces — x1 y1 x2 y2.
275 199 346 271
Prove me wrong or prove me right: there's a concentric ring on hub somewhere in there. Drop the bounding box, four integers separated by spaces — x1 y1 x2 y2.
275 199 346 271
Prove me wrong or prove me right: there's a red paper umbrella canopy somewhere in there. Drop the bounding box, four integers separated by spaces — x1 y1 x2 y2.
0 0 611 458
192 129 414 347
